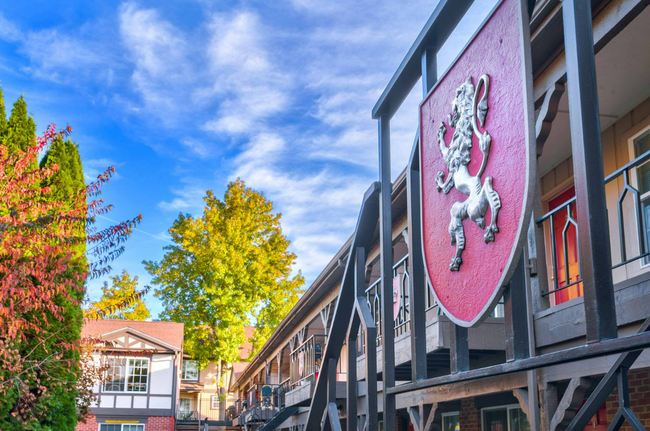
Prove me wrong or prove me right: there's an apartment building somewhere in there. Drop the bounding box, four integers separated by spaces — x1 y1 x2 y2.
228 1 650 431
177 327 254 426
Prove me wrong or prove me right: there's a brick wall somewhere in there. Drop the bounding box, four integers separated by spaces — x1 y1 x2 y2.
605 369 650 431
75 415 173 431
459 398 481 431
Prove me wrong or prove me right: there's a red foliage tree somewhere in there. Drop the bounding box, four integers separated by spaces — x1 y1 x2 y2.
0 124 144 426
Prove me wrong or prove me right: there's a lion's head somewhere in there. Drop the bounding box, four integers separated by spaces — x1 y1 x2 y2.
444 77 475 170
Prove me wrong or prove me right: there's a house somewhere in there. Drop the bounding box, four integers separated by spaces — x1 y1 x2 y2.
228 1 650 430
177 327 254 428
76 319 184 431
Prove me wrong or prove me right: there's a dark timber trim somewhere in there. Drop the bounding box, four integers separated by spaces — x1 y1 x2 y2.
561 0 617 342
386 329 650 396
379 114 396 431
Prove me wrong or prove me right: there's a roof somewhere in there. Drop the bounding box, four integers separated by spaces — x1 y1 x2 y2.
82 319 184 351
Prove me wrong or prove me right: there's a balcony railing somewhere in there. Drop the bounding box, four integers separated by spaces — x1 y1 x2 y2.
290 334 326 389
363 255 414 347
536 149 650 299
231 382 283 422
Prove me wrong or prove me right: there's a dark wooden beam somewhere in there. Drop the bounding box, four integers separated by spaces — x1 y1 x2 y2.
562 0 618 343
379 114 396 431
386 330 650 396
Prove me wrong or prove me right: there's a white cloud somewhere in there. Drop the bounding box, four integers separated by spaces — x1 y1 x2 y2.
0 13 20 42
119 2 192 121
181 139 212 159
202 12 290 135
231 131 369 280
158 182 206 213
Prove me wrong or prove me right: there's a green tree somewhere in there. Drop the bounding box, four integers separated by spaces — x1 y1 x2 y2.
35 135 87 430
0 90 84 431
0 83 7 133
86 270 151 321
5 94 36 155
145 179 305 366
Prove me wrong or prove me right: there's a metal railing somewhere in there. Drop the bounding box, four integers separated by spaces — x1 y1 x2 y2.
363 255 412 347
536 149 650 299
176 408 200 421
290 334 326 389
231 383 282 423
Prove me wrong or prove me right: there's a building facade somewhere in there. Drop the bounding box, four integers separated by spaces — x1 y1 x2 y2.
77 320 184 431
177 327 254 427
229 1 650 431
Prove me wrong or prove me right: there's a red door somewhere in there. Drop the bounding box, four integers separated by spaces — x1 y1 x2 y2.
548 187 582 305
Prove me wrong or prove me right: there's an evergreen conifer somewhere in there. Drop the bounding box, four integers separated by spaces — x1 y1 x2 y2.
5 94 36 155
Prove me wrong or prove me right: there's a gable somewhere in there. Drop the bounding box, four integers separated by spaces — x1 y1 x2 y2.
102 328 177 353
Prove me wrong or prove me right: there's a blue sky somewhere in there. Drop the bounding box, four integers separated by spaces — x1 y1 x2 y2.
0 0 498 318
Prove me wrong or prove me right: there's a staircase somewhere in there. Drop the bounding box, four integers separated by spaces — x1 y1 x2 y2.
175 420 201 431
256 406 299 431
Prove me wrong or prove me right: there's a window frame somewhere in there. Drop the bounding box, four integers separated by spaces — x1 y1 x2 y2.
98 424 145 431
211 395 220 410
442 411 461 431
181 360 199 381
627 124 650 269
480 404 528 431
102 356 150 394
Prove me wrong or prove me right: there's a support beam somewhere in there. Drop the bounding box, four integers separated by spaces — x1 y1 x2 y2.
562 0 617 343
408 407 422 431
550 377 591 431
408 132 428 382
535 83 565 157
423 403 440 431
504 257 530 362
408 403 440 431
379 114 396 431
277 350 283 385
450 325 469 374
320 303 333 336
566 317 650 431
513 389 531 420
406 42 437 384
386 329 650 396
540 382 558 431
347 248 367 431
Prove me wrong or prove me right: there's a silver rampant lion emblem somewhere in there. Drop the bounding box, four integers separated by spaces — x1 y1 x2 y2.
435 75 501 271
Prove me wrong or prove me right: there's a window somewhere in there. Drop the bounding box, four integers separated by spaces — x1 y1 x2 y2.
443 412 460 431
103 357 149 393
490 297 505 318
482 405 529 431
99 425 144 431
211 395 220 410
179 398 192 420
633 129 650 265
182 360 199 381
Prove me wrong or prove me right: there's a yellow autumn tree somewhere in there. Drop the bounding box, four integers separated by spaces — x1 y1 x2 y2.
145 179 305 366
86 270 151 321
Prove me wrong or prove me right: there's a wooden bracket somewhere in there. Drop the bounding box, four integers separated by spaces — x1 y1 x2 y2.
550 377 591 431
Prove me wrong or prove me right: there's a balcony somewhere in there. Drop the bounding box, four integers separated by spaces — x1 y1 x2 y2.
534 149 650 348
230 383 282 427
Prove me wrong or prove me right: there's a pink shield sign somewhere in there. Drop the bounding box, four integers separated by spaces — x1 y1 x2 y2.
419 0 534 327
